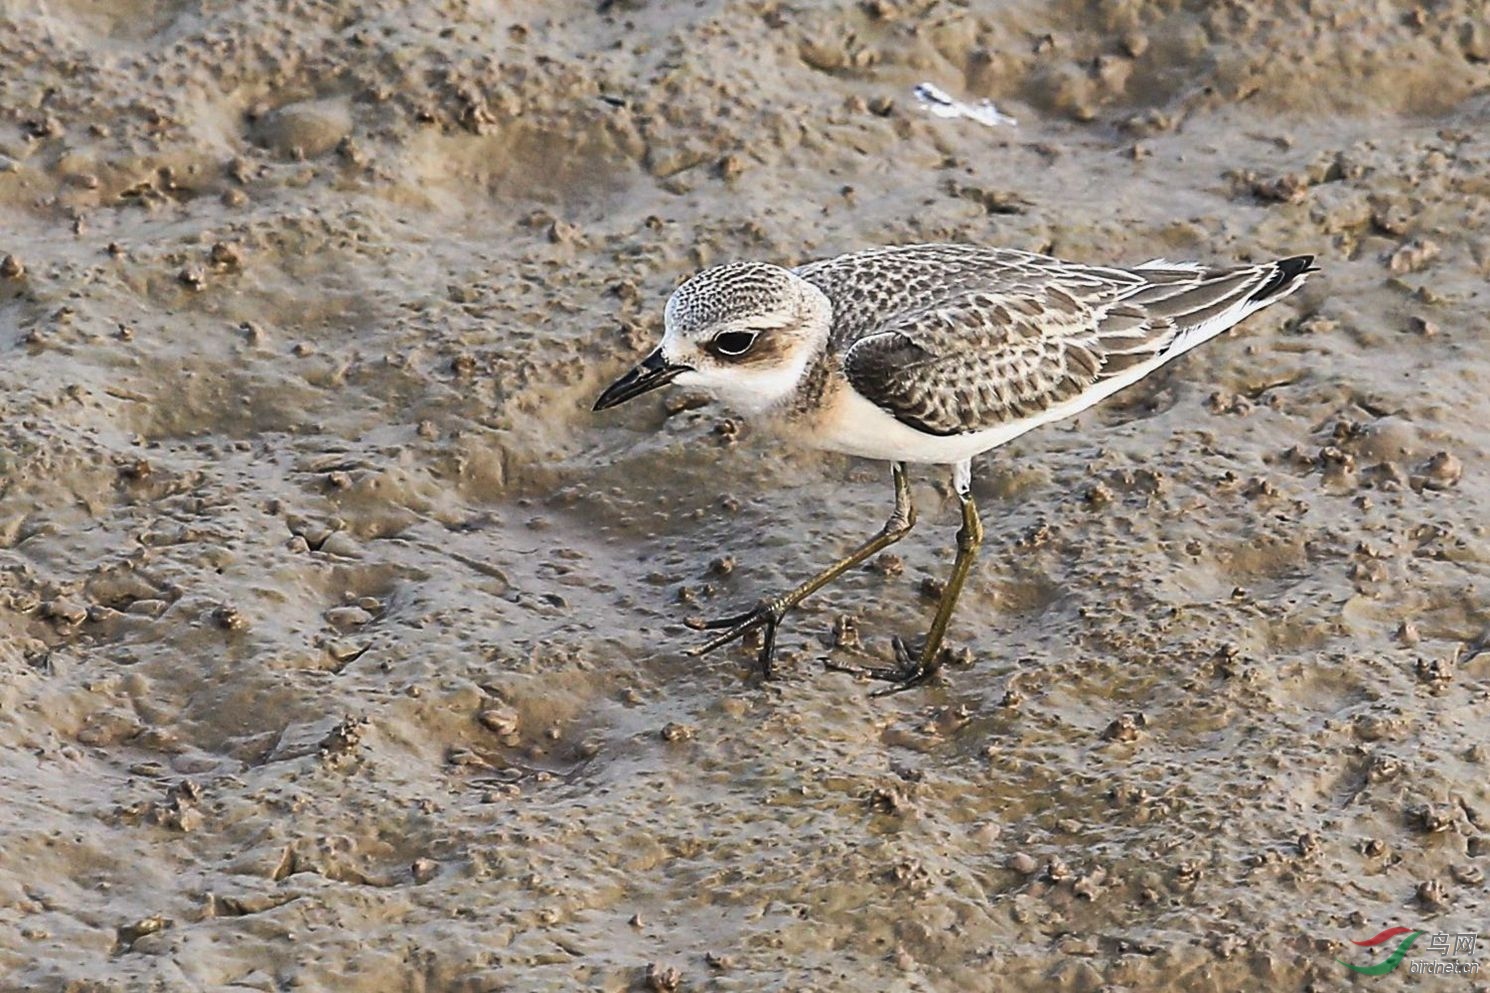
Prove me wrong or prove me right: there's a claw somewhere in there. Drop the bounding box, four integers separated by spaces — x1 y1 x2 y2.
686 601 768 632
824 635 941 695
684 600 784 679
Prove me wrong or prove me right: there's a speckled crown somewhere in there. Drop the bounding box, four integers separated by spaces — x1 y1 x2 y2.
664 262 798 335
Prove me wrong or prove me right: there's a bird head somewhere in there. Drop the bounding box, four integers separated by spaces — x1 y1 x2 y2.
593 261 832 416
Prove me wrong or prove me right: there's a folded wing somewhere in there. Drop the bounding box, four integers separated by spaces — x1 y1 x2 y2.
842 256 1312 437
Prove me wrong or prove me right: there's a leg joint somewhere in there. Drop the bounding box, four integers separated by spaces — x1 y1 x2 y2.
955 497 983 551
882 508 915 540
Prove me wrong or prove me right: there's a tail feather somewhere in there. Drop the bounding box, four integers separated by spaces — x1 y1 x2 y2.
1133 253 1317 367
1248 254 1317 303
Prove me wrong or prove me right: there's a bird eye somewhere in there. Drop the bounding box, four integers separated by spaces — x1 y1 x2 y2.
711 331 757 357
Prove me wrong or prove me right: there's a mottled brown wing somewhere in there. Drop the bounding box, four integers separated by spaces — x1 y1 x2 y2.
830 249 1315 437
842 286 1175 436
798 245 1061 345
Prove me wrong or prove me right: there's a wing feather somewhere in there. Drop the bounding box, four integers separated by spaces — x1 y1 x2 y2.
838 254 1310 437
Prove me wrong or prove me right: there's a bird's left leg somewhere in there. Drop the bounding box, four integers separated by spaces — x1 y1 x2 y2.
686 461 917 679
829 459 983 695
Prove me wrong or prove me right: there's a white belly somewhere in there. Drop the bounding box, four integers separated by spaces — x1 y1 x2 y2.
798 357 1181 465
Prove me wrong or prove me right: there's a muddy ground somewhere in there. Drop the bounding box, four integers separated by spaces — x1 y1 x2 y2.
2 1 1488 991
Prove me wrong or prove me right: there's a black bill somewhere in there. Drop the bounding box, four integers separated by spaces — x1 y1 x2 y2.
592 348 688 411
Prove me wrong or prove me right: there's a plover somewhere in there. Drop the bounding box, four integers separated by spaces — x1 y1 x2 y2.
594 244 1315 692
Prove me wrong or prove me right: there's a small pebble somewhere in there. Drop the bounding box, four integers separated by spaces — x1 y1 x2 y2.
1416 878 1449 910
660 722 696 742
832 615 860 650
42 598 88 625
210 605 247 631
1101 712 1146 742
715 154 744 180
115 915 169 952
478 710 519 737
1387 237 1440 273
644 963 681 992
325 606 373 629
1410 803 1454 833
209 242 242 269
1007 852 1038 875
1418 451 1462 490
1450 863 1484 885
1251 172 1309 204
319 532 360 557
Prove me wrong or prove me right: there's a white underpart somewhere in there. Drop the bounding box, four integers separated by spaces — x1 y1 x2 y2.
675 363 808 417
1134 258 1207 272
812 282 1302 466
952 459 972 496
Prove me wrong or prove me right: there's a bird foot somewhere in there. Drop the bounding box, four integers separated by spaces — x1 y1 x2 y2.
823 636 941 696
684 598 786 679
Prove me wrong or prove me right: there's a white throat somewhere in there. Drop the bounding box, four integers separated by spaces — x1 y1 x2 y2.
676 356 813 417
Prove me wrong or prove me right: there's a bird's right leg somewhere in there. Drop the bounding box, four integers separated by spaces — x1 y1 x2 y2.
686 462 917 679
827 458 982 695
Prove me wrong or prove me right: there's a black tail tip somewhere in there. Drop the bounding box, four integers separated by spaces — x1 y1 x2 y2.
1250 254 1318 302
1278 254 1319 277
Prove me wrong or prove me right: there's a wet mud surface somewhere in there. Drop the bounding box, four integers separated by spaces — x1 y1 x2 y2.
2 1 1488 990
